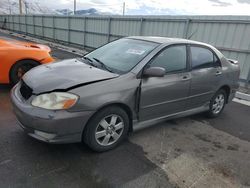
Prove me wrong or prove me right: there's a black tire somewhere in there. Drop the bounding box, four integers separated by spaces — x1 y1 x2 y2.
10 60 40 85
83 106 129 152
207 89 227 118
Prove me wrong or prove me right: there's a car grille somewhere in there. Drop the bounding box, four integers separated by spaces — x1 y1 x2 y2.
20 81 33 100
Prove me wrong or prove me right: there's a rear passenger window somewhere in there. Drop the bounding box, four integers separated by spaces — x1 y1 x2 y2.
150 45 187 74
191 46 218 69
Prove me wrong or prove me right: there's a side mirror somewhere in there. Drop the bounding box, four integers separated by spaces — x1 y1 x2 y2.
143 67 165 77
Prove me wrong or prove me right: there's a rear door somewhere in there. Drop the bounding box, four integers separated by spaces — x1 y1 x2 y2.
187 45 222 109
139 45 191 121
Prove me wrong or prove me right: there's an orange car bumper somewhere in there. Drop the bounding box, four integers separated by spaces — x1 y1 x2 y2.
40 56 55 64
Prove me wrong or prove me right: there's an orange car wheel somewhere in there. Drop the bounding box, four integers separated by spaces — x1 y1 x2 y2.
10 60 40 85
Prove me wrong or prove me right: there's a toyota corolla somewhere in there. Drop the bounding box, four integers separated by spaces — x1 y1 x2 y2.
11 37 240 152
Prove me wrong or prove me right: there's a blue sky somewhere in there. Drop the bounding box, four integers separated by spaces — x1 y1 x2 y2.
30 0 250 15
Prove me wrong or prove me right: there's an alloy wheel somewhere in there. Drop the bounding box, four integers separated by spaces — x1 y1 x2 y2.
95 114 124 146
212 94 225 114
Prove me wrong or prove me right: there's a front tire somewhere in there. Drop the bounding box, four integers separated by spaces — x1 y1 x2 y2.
10 60 39 85
83 106 129 152
207 89 227 118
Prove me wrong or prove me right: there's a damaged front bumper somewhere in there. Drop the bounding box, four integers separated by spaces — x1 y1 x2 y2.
11 84 94 144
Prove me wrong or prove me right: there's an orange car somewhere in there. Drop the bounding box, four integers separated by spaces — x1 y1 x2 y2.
0 38 54 84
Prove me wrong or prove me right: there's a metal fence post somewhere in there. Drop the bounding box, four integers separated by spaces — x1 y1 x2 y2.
68 16 71 44
18 15 21 32
9 15 11 30
247 64 250 84
183 18 191 39
42 15 45 38
83 17 86 48
107 17 111 42
139 18 144 36
25 15 28 35
52 16 55 41
6 15 8 30
12 15 14 31
8 15 10 30
13 15 16 32
4 15 7 29
33 15 35 36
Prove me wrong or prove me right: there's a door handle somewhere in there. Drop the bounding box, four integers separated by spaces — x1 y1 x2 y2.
215 71 222 76
182 75 190 81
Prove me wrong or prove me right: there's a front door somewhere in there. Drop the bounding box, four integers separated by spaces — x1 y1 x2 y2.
139 45 191 121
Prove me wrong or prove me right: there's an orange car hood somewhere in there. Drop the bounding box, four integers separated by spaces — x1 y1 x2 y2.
0 39 51 52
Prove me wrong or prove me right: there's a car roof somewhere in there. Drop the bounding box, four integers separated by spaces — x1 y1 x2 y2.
126 36 224 59
127 36 211 46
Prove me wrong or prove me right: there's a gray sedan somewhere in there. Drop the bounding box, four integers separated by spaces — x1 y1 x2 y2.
11 37 240 152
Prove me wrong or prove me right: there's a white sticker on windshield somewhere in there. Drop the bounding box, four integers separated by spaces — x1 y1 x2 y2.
126 49 145 55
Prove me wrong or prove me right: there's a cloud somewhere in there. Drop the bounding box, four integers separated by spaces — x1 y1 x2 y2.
237 0 250 4
17 0 250 15
126 5 190 15
208 0 232 7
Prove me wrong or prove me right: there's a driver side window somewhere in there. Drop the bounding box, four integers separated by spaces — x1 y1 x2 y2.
150 45 187 74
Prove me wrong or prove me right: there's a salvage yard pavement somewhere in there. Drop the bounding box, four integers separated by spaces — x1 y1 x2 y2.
130 117 250 187
1 86 250 188
1 31 250 188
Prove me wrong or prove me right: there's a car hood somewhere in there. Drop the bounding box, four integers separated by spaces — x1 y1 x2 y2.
22 58 119 94
0 39 51 52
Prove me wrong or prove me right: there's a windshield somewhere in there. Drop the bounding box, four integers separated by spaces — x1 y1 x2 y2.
84 38 159 73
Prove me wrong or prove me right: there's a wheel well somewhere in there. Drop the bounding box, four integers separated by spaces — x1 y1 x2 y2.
84 103 134 135
9 59 40 82
219 85 230 103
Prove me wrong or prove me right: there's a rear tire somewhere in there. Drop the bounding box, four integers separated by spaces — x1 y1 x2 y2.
207 89 227 118
10 60 39 85
83 106 129 152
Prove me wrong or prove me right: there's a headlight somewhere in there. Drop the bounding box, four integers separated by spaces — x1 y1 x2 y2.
31 92 78 110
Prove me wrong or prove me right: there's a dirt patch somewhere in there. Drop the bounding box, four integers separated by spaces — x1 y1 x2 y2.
213 141 224 149
195 134 212 143
227 144 239 151
210 164 234 179
194 147 210 154
171 127 179 132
